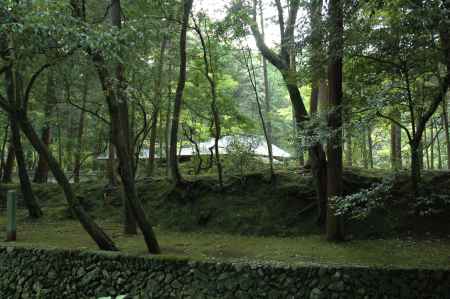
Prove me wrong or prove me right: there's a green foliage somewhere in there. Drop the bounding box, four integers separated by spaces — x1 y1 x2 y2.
332 177 395 220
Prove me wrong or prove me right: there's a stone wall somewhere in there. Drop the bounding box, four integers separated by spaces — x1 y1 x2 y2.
0 245 448 299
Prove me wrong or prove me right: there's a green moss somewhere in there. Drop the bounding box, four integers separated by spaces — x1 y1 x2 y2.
0 209 449 269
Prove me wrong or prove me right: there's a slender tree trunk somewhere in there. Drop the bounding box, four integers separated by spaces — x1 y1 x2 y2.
165 72 172 177
241 47 274 179
169 0 193 184
10 117 42 218
148 35 169 176
193 18 224 189
259 0 274 176
345 128 352 167
367 126 374 168
390 109 402 170
326 0 344 241
0 124 8 179
34 68 55 183
18 111 118 250
424 127 430 169
410 142 421 196
5 67 42 218
2 143 14 183
148 110 158 176
109 0 137 236
362 132 369 169
87 0 160 251
430 123 435 169
107 141 117 186
436 119 443 169
56 106 63 168
73 77 88 183
442 98 450 169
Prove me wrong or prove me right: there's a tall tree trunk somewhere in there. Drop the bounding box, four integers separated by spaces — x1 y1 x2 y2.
424 127 430 169
5 67 42 218
34 68 55 183
430 123 435 169
0 124 8 179
362 131 369 169
56 105 63 168
107 141 117 186
442 98 450 169
169 0 193 185
148 35 169 177
367 126 374 168
73 77 88 183
436 119 443 169
110 0 137 236
18 111 118 250
241 46 274 179
10 117 42 218
164 64 173 177
88 0 160 251
390 109 402 170
2 142 14 183
410 142 421 195
148 110 159 176
248 0 327 225
326 0 344 241
345 128 352 167
193 18 224 189
259 0 274 176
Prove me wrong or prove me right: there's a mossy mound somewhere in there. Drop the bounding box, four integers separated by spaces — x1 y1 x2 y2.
3 168 450 239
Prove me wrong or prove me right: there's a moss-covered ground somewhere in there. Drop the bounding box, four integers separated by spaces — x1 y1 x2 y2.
0 207 449 269
0 168 449 269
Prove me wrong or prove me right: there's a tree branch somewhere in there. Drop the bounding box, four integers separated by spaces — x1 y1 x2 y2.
376 111 412 142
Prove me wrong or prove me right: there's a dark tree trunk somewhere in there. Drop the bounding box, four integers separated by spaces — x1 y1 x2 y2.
107 141 118 186
259 0 274 177
390 109 402 170
110 0 137 236
0 124 9 179
10 117 42 218
169 0 193 185
326 0 344 241
148 110 159 176
73 77 88 183
148 35 169 177
442 99 450 169
86 0 160 252
410 142 421 196
435 120 443 169
4 67 42 218
34 69 55 183
2 143 14 183
430 124 435 169
345 128 352 167
424 128 430 169
18 111 118 250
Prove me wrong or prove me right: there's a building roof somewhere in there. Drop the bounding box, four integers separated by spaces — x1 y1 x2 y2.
97 135 291 160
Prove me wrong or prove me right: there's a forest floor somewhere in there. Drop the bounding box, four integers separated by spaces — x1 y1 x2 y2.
0 167 450 268
0 208 450 269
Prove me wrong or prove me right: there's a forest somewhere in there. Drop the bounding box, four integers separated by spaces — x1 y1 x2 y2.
0 0 450 271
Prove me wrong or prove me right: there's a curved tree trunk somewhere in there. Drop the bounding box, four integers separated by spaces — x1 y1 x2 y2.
169 0 194 185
